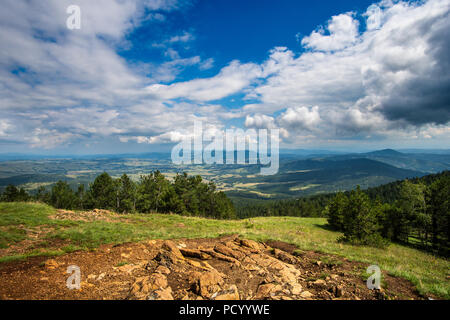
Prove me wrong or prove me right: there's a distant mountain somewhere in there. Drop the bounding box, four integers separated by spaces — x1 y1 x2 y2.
324 149 450 173
365 149 404 156
0 152 171 161
226 158 425 199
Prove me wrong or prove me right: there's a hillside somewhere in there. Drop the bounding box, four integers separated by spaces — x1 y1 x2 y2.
326 150 450 173
0 202 448 299
227 158 424 200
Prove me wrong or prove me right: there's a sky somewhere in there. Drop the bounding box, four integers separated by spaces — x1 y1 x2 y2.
0 0 449 154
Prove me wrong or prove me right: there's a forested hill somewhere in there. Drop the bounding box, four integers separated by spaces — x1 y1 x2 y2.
365 170 450 203
235 171 449 219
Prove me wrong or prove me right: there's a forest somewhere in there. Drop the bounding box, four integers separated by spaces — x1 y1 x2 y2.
0 171 235 220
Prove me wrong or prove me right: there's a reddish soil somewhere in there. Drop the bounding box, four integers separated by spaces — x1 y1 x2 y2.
0 235 423 300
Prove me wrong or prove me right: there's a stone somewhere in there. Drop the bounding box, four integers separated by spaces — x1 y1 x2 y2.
335 285 344 298
240 239 262 251
148 287 174 300
290 283 303 295
204 250 241 266
149 273 168 290
300 291 313 299
180 248 211 260
97 273 106 281
155 240 185 266
254 283 276 299
162 240 185 260
44 259 59 269
191 270 225 297
214 244 245 260
273 249 298 265
155 265 171 275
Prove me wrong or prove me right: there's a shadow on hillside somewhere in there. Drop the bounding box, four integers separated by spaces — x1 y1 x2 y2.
313 223 338 232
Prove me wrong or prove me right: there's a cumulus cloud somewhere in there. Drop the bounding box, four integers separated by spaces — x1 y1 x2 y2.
0 0 448 150
301 12 360 51
145 60 263 101
278 106 321 132
245 114 276 129
246 0 450 143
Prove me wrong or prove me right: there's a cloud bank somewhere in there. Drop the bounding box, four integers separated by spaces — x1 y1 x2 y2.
0 0 448 150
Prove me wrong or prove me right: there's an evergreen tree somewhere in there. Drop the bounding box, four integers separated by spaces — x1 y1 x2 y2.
88 172 116 209
50 181 77 209
118 174 136 213
326 192 348 230
340 186 386 247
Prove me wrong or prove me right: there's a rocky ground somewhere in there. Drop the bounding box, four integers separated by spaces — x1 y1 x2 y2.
0 234 422 300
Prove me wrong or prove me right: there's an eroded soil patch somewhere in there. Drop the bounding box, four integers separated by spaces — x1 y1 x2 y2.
0 235 422 300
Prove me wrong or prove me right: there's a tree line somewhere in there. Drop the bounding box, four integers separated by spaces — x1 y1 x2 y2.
234 195 333 219
326 172 449 256
0 171 235 219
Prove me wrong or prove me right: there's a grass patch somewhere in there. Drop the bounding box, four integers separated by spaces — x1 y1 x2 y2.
116 261 129 267
0 226 27 248
0 249 65 263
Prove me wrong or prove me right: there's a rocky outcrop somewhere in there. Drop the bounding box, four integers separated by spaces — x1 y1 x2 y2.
127 236 321 300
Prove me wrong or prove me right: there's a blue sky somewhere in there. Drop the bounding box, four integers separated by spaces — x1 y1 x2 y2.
122 0 377 82
0 0 449 154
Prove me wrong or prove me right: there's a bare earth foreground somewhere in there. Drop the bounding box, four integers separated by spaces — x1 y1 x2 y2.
0 233 421 300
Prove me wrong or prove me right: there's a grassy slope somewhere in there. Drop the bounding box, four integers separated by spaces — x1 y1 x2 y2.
0 202 448 298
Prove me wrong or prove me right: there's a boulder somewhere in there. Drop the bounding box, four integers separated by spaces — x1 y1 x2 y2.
190 269 225 297
300 291 313 299
240 239 262 252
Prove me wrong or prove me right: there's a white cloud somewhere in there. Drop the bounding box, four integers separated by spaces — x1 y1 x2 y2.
145 60 263 101
168 31 195 43
301 12 360 51
245 114 276 129
0 0 448 150
278 106 321 131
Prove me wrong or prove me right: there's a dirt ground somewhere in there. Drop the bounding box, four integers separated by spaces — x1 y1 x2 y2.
0 234 423 300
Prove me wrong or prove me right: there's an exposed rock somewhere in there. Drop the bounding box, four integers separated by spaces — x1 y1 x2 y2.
300 291 313 299
202 249 241 265
154 240 185 267
254 283 276 299
240 239 262 252
162 240 185 260
190 269 225 297
148 287 174 300
180 248 211 260
290 283 303 295
155 265 171 275
214 243 245 260
273 249 298 265
335 285 344 298
129 273 169 300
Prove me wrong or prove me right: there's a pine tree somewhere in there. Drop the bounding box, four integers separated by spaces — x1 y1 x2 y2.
50 181 76 209
88 172 116 209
